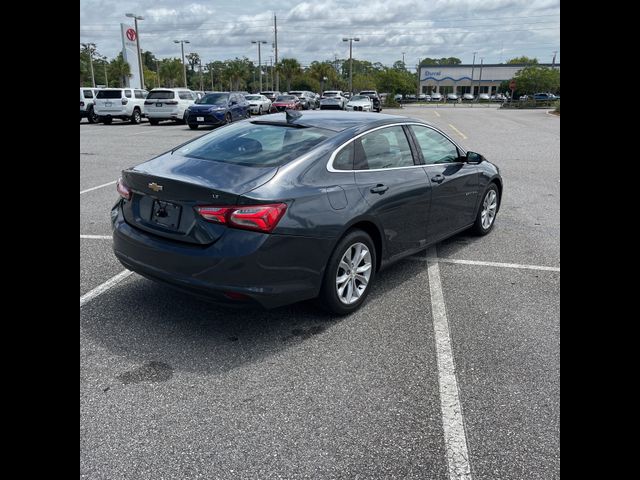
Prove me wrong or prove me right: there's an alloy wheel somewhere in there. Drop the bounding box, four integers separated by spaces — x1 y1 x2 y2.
481 189 498 229
335 242 372 305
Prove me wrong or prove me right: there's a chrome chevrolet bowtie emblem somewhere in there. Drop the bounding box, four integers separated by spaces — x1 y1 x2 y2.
148 182 163 192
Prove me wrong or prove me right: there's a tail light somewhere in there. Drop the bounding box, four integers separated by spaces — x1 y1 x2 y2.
165 100 178 105
116 178 131 201
144 100 153 105
80 101 85 107
121 98 128 105
195 203 287 233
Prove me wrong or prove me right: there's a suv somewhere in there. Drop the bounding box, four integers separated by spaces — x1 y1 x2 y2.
359 90 382 112
186 92 250 130
80 87 101 123
94 88 148 124
144 88 197 125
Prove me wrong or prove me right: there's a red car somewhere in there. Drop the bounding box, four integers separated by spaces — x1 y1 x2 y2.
271 95 302 113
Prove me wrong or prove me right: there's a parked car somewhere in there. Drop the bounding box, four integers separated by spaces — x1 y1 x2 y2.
394 93 403 101
260 91 281 102
418 93 427 100
80 87 101 123
144 88 197 125
345 95 373 112
272 95 302 112
405 94 417 100
94 88 148 124
244 94 272 115
446 93 459 102
185 92 250 130
288 91 317 110
320 91 347 110
358 90 382 112
430 93 443 102
462 93 474 101
112 111 503 314
478 93 491 101
533 92 556 101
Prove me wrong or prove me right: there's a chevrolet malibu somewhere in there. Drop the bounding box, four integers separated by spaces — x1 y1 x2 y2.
112 111 502 314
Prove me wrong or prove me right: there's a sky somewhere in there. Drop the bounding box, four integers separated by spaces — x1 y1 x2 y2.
79 0 560 70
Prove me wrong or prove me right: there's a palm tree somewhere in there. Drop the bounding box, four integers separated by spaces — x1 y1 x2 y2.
278 58 301 92
108 54 131 87
224 59 248 91
160 59 182 87
309 61 334 93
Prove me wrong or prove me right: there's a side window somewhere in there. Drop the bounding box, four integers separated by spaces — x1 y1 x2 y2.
83 90 93 98
124 90 132 98
410 125 460 164
178 91 193 100
333 142 354 171
134 90 144 99
355 126 415 170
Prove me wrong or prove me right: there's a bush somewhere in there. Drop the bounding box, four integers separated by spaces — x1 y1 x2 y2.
384 95 400 108
554 101 560 114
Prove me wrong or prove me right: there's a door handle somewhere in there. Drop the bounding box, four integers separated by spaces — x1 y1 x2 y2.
431 174 445 184
370 184 389 194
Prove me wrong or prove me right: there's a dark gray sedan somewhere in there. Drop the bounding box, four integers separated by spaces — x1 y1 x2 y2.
112 111 502 314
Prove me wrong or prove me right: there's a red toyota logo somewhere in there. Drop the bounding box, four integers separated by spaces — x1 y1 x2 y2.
126 28 137 41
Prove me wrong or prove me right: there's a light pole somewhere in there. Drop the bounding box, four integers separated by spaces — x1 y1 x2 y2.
251 40 267 92
470 51 477 97
552 50 557 66
125 13 145 89
342 37 359 95
477 57 484 100
155 59 160 87
174 39 190 87
402 52 405 67
81 42 96 87
100 55 108 87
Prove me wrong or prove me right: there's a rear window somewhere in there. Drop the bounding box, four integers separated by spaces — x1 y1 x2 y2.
134 90 145 99
96 90 123 99
147 90 176 100
178 91 194 100
83 90 93 98
276 95 295 101
197 93 229 105
174 122 335 167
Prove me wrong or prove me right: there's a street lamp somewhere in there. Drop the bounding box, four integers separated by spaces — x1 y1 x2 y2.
251 40 267 92
174 39 190 87
470 51 477 97
125 13 145 89
80 42 96 88
402 52 405 66
342 37 359 95
100 55 109 87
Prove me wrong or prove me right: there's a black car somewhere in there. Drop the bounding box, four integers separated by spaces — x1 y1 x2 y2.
112 111 502 314
359 90 382 112
186 92 250 130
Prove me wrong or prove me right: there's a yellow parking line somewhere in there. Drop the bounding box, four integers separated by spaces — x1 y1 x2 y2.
448 123 467 140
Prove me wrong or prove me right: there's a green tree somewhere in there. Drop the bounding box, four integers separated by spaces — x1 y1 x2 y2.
278 58 302 92
108 53 131 87
513 65 559 94
308 61 335 93
186 52 201 72
224 58 250 91
507 56 538 65
393 60 406 71
160 58 183 87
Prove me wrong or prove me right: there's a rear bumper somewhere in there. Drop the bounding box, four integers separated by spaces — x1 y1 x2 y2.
146 109 181 119
111 202 335 309
320 104 343 110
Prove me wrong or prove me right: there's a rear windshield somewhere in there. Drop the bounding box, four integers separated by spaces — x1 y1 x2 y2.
245 95 262 100
174 122 335 167
275 95 296 102
323 92 338 97
350 96 369 101
197 93 229 105
147 90 176 99
96 90 122 99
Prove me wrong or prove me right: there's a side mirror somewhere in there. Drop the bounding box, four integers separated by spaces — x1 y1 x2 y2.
466 151 484 164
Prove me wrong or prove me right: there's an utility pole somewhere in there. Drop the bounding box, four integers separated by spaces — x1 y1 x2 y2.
274 13 279 91
402 52 405 66
470 51 477 96
210 63 214 90
477 57 484 99
155 60 160 87
173 39 190 87
342 37 360 95
99 55 108 87
416 59 421 98
552 50 557 66
251 40 267 92
199 60 203 91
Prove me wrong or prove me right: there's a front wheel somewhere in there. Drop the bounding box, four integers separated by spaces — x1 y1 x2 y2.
258 106 262 115
472 184 500 235
149 118 159 125
188 124 198 130
101 116 112 125
87 107 98 124
225 113 232 124
318 230 376 315
130 109 141 124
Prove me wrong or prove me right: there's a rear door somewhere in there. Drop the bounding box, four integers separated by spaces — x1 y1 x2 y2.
408 124 479 243
94 89 123 113
352 125 431 260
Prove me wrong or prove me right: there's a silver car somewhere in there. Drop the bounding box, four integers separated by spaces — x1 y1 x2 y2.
244 94 272 115
320 91 347 110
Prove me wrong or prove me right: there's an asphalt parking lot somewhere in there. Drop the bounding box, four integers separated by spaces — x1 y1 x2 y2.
80 106 559 479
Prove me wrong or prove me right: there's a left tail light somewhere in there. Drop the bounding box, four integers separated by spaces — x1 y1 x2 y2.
116 178 131 201
195 203 287 233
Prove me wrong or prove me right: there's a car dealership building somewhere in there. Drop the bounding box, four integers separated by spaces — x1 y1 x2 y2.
420 63 560 96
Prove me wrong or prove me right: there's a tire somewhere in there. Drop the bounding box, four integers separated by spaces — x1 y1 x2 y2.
101 116 112 125
225 113 232 124
472 183 500 235
318 229 377 315
258 106 262 115
188 124 198 130
87 106 98 124
130 109 141 124
245 110 251 119
149 118 159 126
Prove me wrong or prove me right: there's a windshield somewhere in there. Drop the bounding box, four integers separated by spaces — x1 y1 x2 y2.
323 92 338 97
350 96 370 101
147 90 176 99
245 95 262 100
275 95 295 102
197 94 229 105
174 122 335 167
96 90 122 99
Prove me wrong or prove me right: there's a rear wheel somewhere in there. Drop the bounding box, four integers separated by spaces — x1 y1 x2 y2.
87 107 98 124
225 113 232 124
149 118 159 126
188 124 198 130
318 229 376 315
472 183 499 235
101 117 112 125
130 109 141 124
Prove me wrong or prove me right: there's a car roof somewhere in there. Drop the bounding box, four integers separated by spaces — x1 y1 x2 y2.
253 110 421 132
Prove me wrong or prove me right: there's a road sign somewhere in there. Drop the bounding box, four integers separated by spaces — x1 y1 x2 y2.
509 79 516 90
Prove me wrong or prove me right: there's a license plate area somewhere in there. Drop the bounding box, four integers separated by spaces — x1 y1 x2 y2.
156 103 163 107
197 116 205 122
150 200 182 230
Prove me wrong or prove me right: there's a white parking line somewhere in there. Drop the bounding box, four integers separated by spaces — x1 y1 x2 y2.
80 235 111 239
434 111 441 117
448 124 467 140
407 255 560 272
80 270 133 307
80 180 116 195
427 247 472 480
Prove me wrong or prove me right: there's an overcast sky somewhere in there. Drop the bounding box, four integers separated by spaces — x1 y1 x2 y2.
80 0 559 69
